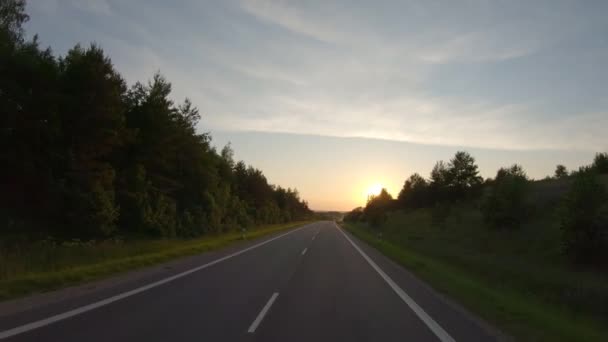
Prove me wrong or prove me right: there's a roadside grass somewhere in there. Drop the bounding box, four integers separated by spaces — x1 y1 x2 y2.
342 207 608 341
0 221 313 301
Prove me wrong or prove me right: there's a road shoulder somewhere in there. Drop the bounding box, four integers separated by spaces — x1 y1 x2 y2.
337 222 509 342
0 223 313 324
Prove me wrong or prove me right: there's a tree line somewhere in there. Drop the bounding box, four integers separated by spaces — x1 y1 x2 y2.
345 151 608 266
1 1 311 239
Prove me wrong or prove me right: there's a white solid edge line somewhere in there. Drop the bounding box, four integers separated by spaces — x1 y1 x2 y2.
301 248 308 255
0 226 309 340
334 223 456 342
247 292 279 333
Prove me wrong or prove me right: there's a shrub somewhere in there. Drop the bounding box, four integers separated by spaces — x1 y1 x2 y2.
368 210 388 227
482 164 530 229
560 168 608 264
431 203 451 229
364 189 393 227
344 207 364 222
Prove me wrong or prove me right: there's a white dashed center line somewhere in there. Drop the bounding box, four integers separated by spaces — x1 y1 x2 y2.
247 292 279 333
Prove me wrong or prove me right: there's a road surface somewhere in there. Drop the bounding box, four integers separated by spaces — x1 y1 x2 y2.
0 221 499 341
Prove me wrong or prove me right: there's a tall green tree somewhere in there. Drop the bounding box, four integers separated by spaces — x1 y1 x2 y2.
0 0 27 45
482 164 530 229
398 173 429 208
560 168 608 264
447 151 483 199
57 44 127 236
554 164 568 179
1 1 66 234
1 1 311 238
364 188 394 226
429 160 451 203
592 153 608 174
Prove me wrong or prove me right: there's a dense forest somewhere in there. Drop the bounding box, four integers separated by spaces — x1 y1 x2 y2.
346 151 608 266
1 0 311 239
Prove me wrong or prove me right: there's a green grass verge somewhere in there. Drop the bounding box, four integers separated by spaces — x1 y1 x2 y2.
0 221 313 301
343 222 608 342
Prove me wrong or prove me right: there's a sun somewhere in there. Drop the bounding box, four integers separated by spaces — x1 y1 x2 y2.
366 183 383 198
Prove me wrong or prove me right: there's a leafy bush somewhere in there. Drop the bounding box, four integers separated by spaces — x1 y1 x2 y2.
344 207 364 222
431 202 450 229
482 164 531 229
368 210 388 227
364 189 393 227
560 168 608 264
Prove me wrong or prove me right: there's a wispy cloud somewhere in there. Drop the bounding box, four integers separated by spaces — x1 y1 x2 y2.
69 0 112 15
207 91 606 151
239 0 360 45
415 31 538 63
238 0 547 63
26 0 608 152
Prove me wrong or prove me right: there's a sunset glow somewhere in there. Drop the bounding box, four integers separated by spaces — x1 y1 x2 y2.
366 183 383 199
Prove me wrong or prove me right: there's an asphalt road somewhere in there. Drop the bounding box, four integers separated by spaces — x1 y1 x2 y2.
0 221 499 341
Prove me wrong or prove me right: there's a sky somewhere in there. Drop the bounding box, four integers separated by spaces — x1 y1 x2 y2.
25 0 608 211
